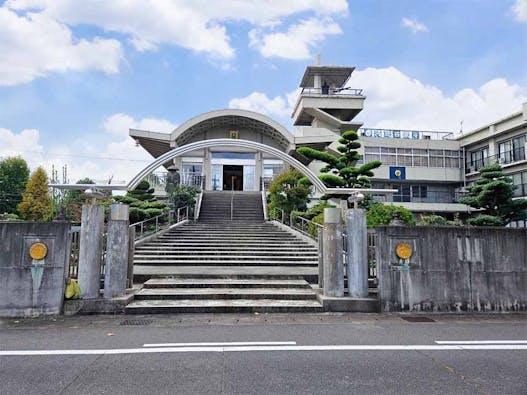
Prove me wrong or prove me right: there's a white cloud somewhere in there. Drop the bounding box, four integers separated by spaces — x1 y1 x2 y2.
513 0 527 22
347 67 527 132
104 113 177 137
0 114 177 184
0 128 43 161
401 17 428 34
5 0 348 62
249 17 342 59
228 89 300 126
0 7 122 86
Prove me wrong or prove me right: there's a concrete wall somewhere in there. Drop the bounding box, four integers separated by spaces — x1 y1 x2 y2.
0 221 70 317
376 226 527 312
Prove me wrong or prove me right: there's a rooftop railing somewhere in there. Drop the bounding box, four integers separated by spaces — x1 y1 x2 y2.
360 128 455 141
300 87 364 96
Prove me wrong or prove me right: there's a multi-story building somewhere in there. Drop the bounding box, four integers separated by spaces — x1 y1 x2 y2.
130 61 527 225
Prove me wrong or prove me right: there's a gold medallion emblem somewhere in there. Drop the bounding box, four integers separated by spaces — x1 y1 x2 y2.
29 242 48 260
395 242 412 259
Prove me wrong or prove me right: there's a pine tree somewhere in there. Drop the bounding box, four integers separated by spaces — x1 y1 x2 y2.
460 163 527 226
297 130 382 195
18 167 53 221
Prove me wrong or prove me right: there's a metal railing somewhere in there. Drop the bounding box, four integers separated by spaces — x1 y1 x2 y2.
129 205 193 241
301 87 364 96
466 148 527 173
67 225 107 281
290 212 323 241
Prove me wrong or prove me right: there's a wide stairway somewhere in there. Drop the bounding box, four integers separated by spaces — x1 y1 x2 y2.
126 191 322 313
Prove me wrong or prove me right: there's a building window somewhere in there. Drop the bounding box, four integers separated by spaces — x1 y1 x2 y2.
467 147 489 172
510 171 527 198
412 185 427 198
362 146 461 168
498 135 526 164
393 185 411 202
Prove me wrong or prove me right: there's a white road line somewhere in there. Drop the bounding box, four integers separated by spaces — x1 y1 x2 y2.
435 340 527 345
1 344 527 356
142 341 297 347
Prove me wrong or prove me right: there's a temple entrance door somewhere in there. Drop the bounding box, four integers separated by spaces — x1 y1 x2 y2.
223 165 243 191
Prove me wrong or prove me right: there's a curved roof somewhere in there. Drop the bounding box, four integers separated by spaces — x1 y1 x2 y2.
170 109 294 151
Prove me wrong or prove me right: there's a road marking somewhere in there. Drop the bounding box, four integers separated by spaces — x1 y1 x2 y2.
1 344 527 356
143 341 297 347
435 340 527 345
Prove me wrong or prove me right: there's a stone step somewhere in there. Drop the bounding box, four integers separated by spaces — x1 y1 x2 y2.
136 246 317 252
135 288 318 300
143 278 312 289
125 299 323 314
133 265 318 283
134 259 318 266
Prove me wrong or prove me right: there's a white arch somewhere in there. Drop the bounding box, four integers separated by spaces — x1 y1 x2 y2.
127 138 326 192
170 109 294 149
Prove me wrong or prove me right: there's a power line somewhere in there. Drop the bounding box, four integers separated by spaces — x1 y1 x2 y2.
1 149 153 163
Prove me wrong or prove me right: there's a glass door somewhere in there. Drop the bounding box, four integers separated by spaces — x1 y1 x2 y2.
211 164 223 191
243 165 256 191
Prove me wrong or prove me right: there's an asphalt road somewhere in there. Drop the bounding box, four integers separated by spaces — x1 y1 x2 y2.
0 313 526 395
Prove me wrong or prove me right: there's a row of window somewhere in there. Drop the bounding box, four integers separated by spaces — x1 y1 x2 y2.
511 171 527 198
466 134 526 172
362 147 462 168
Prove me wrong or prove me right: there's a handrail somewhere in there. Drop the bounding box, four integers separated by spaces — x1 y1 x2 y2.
269 207 321 241
129 205 193 240
261 177 268 220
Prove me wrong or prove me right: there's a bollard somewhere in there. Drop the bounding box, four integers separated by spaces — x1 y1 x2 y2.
323 207 344 297
104 204 130 298
346 209 369 297
78 204 105 299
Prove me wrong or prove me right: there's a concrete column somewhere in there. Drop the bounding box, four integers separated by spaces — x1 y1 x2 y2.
78 204 105 299
346 209 369 298
317 228 324 288
322 207 344 297
203 149 211 190
255 152 263 191
104 204 130 298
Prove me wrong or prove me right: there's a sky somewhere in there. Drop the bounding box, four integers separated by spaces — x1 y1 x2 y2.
0 0 526 183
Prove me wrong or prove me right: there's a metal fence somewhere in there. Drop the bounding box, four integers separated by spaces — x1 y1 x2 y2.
67 225 107 280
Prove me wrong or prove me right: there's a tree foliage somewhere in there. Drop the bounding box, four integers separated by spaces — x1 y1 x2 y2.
62 177 95 222
114 180 169 223
268 168 311 219
18 166 53 221
0 156 30 215
366 203 415 229
460 163 527 226
297 130 382 195
168 184 200 209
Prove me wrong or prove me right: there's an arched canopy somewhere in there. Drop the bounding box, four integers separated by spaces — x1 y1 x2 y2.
128 138 326 192
170 109 294 152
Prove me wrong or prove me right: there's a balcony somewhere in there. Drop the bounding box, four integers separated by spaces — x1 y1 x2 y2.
466 148 526 173
300 87 364 96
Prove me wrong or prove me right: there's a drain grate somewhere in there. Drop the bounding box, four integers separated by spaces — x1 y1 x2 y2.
401 316 436 323
119 319 153 326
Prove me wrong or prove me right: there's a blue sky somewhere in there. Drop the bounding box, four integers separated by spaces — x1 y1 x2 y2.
0 0 526 182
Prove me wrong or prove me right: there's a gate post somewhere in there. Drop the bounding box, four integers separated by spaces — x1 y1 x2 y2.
78 203 105 299
346 209 369 297
104 204 130 298
317 228 324 288
322 207 344 297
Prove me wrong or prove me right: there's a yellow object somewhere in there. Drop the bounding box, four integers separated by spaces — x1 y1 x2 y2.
395 242 413 259
29 242 48 260
65 279 81 299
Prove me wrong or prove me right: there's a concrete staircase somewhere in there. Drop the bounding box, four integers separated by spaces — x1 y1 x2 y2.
126 191 323 313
